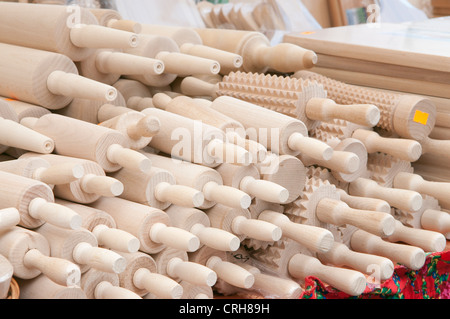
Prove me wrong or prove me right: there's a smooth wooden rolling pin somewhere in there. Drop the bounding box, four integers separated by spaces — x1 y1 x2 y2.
256 210 334 254
215 162 290 204
393 172 450 210
0 43 118 110
352 129 422 162
141 108 252 168
16 274 88 299
36 222 126 275
0 254 14 299
140 151 251 210
350 229 426 270
208 96 334 162
165 205 240 252
152 247 217 287
349 177 423 212
90 197 200 254
288 253 367 297
294 71 437 141
55 199 140 254
189 246 255 290
386 220 447 253
151 93 267 163
0 208 20 232
80 268 141 299
123 34 220 87
0 116 55 155
139 24 243 73
256 153 307 204
99 110 160 150
20 153 124 204
217 72 380 130
0 226 81 287
109 166 205 210
194 28 317 73
0 171 82 230
316 241 395 281
117 251 183 299
0 157 84 189
205 204 282 243
2 97 51 121
0 2 139 62
77 49 165 85
20 114 151 173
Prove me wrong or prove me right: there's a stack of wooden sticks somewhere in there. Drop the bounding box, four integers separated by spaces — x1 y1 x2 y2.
0 2 448 300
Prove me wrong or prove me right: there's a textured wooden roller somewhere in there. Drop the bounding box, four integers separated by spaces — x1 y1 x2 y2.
367 153 414 188
0 43 118 110
217 72 380 131
194 28 317 74
19 153 124 204
20 114 151 173
294 71 437 141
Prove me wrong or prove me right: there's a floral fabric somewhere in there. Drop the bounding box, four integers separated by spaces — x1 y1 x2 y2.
300 250 450 299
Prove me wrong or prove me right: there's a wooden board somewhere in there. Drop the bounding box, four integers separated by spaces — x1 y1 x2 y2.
284 18 450 73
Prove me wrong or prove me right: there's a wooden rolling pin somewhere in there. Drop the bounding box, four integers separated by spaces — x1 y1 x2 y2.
349 177 423 212
0 116 55 155
20 114 151 173
109 166 205 210
165 205 240 252
0 226 81 287
337 189 391 214
217 72 381 130
0 2 139 62
421 209 450 239
89 8 141 33
16 275 87 299
352 129 422 162
20 153 124 204
152 247 217 287
123 34 220 87
205 204 282 243
256 153 307 204
141 107 252 168
350 229 426 270
99 110 161 150
0 43 118 110
208 96 334 161
257 210 334 254
36 222 126 275
0 157 84 189
175 76 220 99
0 208 20 232
215 162 289 204
417 137 450 170
316 241 395 281
394 172 450 210
294 70 437 141
112 79 154 112
0 171 82 230
55 199 140 254
139 24 243 73
139 151 251 210
386 220 447 253
1 97 51 121
0 254 14 299
288 253 367 297
151 93 267 163
194 28 317 73
116 251 183 299
90 197 200 254
80 268 141 299
189 246 255 290
77 49 165 85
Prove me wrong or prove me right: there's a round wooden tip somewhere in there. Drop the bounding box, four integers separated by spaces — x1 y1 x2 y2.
409 250 427 271
303 50 318 69
366 105 381 127
409 193 424 213
409 142 423 162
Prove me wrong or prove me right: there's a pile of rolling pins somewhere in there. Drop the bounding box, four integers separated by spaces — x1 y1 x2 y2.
0 2 449 300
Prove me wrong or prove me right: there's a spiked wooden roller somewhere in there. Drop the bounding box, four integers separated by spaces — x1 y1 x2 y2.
216 71 381 130
294 70 437 141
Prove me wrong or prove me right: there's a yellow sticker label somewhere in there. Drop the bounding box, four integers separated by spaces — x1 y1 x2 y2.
413 110 429 126
301 31 316 35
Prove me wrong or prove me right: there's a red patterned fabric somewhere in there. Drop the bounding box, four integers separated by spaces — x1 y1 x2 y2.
300 250 450 299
